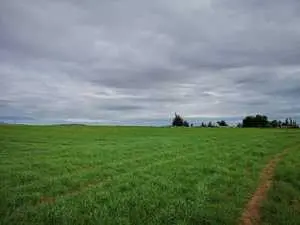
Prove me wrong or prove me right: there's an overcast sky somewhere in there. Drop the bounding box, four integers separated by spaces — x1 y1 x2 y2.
1 0 300 124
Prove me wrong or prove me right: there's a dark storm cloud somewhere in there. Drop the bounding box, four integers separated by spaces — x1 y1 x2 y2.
0 0 300 123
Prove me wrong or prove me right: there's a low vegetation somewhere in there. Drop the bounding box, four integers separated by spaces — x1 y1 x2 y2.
1 125 299 225
172 113 299 128
261 142 300 225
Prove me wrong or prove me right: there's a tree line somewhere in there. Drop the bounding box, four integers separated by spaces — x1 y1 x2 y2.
172 113 299 128
242 115 298 128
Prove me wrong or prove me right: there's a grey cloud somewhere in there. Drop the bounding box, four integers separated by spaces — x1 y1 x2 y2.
0 99 12 107
0 0 300 123
104 105 144 112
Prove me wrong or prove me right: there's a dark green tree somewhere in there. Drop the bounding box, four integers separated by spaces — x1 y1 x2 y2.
289 118 293 127
293 120 297 128
172 113 184 127
183 121 189 127
284 118 289 126
242 114 269 127
217 120 228 127
270 120 279 128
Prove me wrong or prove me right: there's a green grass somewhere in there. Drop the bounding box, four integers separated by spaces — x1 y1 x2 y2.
0 125 299 225
261 139 300 225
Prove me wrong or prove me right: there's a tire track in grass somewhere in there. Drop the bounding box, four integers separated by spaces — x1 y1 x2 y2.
239 146 292 225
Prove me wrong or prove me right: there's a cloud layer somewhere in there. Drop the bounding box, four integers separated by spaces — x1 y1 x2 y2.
1 0 300 124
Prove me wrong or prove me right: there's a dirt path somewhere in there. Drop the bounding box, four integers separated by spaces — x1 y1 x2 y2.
239 148 290 225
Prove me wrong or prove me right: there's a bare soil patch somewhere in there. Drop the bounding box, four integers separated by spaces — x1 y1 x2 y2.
239 148 290 225
39 196 56 204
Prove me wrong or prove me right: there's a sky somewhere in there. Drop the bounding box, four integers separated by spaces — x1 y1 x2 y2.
1 0 300 125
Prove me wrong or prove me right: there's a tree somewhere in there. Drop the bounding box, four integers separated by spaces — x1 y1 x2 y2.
207 121 213 127
217 120 228 127
201 122 207 127
293 120 297 128
242 116 254 127
290 119 299 128
172 113 184 127
284 118 289 126
242 114 269 128
183 121 189 127
289 118 293 127
270 120 279 128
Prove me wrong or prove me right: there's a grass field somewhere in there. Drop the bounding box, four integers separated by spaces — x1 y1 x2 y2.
0 125 299 225
261 139 300 225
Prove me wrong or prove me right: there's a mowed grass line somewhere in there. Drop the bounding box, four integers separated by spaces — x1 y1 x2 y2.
1 127 216 213
0 137 183 179
7 145 207 209
261 143 300 225
14 148 208 214
0 145 265 224
5 142 200 190
2 133 219 196
1 135 200 190
1 135 288 201
11 143 297 225
1 125 300 225
2 140 213 223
